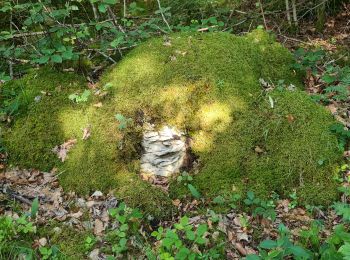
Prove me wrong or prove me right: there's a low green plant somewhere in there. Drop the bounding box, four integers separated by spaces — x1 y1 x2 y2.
292 48 350 103
244 191 276 221
0 208 36 258
177 172 201 199
68 89 91 103
151 216 223 259
247 223 311 259
330 123 350 152
292 48 325 74
213 193 241 209
288 191 298 210
39 245 60 260
84 235 97 252
114 113 133 130
104 202 143 257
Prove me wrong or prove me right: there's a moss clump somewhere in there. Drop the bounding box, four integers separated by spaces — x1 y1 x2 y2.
39 223 91 259
4 30 343 216
3 68 87 170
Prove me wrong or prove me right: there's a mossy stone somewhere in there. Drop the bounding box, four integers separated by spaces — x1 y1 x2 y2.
3 31 343 218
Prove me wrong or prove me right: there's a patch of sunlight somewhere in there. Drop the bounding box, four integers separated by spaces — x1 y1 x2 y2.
196 102 232 133
58 108 89 138
191 130 214 152
158 83 194 103
110 52 161 86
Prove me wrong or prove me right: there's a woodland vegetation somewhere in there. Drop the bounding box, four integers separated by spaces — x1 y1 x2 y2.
0 0 350 259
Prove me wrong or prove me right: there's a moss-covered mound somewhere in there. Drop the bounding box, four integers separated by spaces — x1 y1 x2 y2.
3 30 343 216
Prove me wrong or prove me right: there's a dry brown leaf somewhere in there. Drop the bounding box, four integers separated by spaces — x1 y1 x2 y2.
82 125 91 140
93 102 103 108
70 211 83 219
327 104 338 114
287 114 295 123
94 219 104 236
254 146 264 154
172 199 181 207
52 139 77 162
233 242 247 256
38 237 47 247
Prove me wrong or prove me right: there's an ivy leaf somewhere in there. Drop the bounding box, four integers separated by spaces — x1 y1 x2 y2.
175 247 190 259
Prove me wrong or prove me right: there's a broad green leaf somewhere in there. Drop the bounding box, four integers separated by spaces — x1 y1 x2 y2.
339 243 350 257
287 245 310 258
98 3 107 13
51 54 63 63
187 184 201 199
196 224 207 236
36 56 50 64
186 230 195 240
103 0 119 4
259 239 277 249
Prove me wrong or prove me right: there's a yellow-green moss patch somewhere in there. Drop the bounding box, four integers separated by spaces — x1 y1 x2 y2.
3 31 343 218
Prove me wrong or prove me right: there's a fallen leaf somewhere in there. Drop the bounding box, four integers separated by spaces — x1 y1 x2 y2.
87 201 95 208
327 104 337 114
287 114 295 123
70 211 83 219
94 219 104 236
91 190 103 198
172 199 181 207
89 249 100 260
93 102 103 108
38 237 47 247
52 139 77 162
82 125 91 140
254 146 264 154
233 242 247 256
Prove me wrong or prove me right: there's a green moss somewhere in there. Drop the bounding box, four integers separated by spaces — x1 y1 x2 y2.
4 30 343 218
39 223 90 259
3 67 87 170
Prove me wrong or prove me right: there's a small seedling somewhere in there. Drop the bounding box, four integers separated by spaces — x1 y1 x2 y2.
69 89 91 103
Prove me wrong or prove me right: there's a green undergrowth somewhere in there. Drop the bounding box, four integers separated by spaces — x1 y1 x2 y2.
2 30 344 219
38 224 89 259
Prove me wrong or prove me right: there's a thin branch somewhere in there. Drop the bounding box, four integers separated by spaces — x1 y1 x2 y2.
156 0 171 32
258 0 267 30
90 2 99 21
299 0 328 20
285 0 292 26
291 0 298 26
123 0 127 18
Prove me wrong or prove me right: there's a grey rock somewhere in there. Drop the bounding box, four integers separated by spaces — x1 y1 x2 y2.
140 125 187 177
